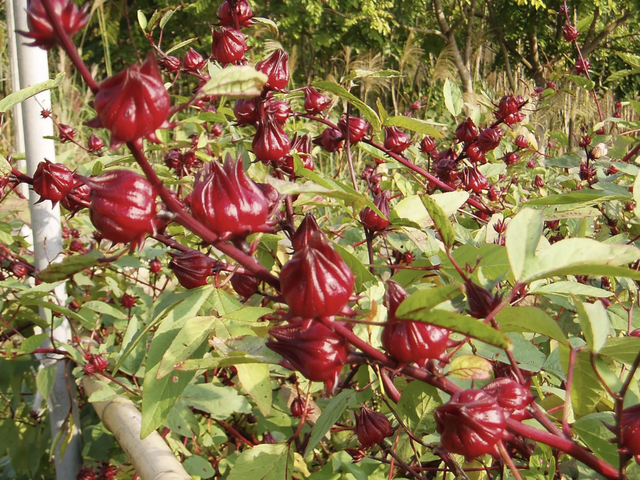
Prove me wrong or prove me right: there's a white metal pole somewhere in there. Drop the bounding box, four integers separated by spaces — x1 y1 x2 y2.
12 1 81 478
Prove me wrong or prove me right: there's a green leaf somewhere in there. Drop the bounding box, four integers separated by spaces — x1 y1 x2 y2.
384 116 442 138
566 74 595 90
496 307 569 346
522 238 640 282
157 316 217 379
421 195 456 247
395 284 461 317
36 365 57 399
598 337 640 364
82 300 128 320
305 389 355 456
36 249 116 283
20 299 93 329
525 191 629 207
227 444 292 480
448 355 493 380
136 10 147 30
559 346 607 417
20 333 48 353
633 171 640 220
576 301 610 353
529 281 613 298
181 383 251 419
165 37 199 55
183 455 216 479
402 309 510 349
252 17 279 35
140 287 213 438
236 363 272 417
333 244 376 292
573 413 619 468
396 382 441 435
176 353 267 371
443 79 463 117
0 155 11 178
222 307 273 323
202 66 268 97
506 208 543 281
312 81 381 131
0 72 65 113
159 9 175 28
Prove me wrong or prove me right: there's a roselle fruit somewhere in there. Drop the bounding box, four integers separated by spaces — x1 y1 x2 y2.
434 389 506 461
58 124 75 143
280 234 354 318
455 118 479 144
217 0 254 28
252 117 291 164
466 281 502 319
281 134 314 175
466 144 485 164
482 377 535 421
462 166 488 194
83 170 158 249
384 126 412 154
338 116 370 144
120 293 136 309
304 87 330 115
60 180 90 216
381 281 452 365
211 27 249 65
32 159 74 206
574 58 591 75
191 155 270 239
514 135 528 149
158 55 181 72
420 136 436 154
91 53 170 149
266 318 349 387
256 49 290 91
22 0 90 50
169 250 217 289
291 214 325 251
266 99 292 125
355 407 394 448
230 273 259 297
149 258 162 274
620 404 640 463
87 134 105 151
313 128 344 153
183 47 207 72
434 155 459 187
477 127 503 152
563 24 579 42
234 98 259 126
360 191 390 232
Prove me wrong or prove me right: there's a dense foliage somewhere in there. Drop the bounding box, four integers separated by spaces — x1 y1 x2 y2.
1 0 640 479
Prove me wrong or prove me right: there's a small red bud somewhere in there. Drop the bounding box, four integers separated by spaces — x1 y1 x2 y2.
420 136 436 153
11 262 29 278
211 27 249 65
120 293 137 309
92 354 109 372
58 124 75 143
256 50 290 91
384 126 412 153
574 58 591 75
462 166 488 194
149 258 162 274
313 128 343 153
68 239 85 253
253 117 292 164
169 250 217 289
291 214 325 251
338 116 370 144
478 127 503 152
281 134 314 175
158 55 181 72
304 87 330 115
355 406 394 448
562 24 579 42
83 363 96 375
455 118 479 144
32 159 74 206
76 467 96 480
87 134 105 151
230 273 260 297
514 135 528 149
182 47 206 72
360 191 391 232
234 98 260 126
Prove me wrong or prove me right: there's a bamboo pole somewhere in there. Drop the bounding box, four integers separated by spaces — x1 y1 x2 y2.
83 377 192 480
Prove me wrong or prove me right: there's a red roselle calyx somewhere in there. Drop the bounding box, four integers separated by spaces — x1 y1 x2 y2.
420 136 436 154
620 404 640 463
563 24 579 42
230 273 260 298
462 166 488 194
384 126 412 154
280 234 355 318
338 116 370 144
514 135 528 149
87 134 105 151
192 155 270 239
434 389 506 461
253 117 291 163
58 124 75 143
304 87 330 115
455 118 479 144
32 159 74 206
355 407 395 448
313 128 344 153
149 258 162 274
211 27 249 65
82 170 158 249
291 214 325 251
477 127 503 152
266 318 349 389
120 293 136 309
256 50 290 91
234 98 259 126
22 0 90 50
158 55 181 72
482 377 535 421
91 53 170 149
169 250 217 289
60 180 90 216
381 281 453 365
465 281 501 319
182 47 207 72
217 0 254 28
360 191 390 232
281 134 314 175
574 58 591 75
267 99 292 125
466 144 486 164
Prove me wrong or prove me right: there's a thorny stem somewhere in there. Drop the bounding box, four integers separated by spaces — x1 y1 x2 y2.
39 0 100 94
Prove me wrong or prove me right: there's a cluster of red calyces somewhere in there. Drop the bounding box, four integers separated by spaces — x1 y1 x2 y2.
381 281 453 366
21 0 90 50
82 353 109 376
280 215 355 318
